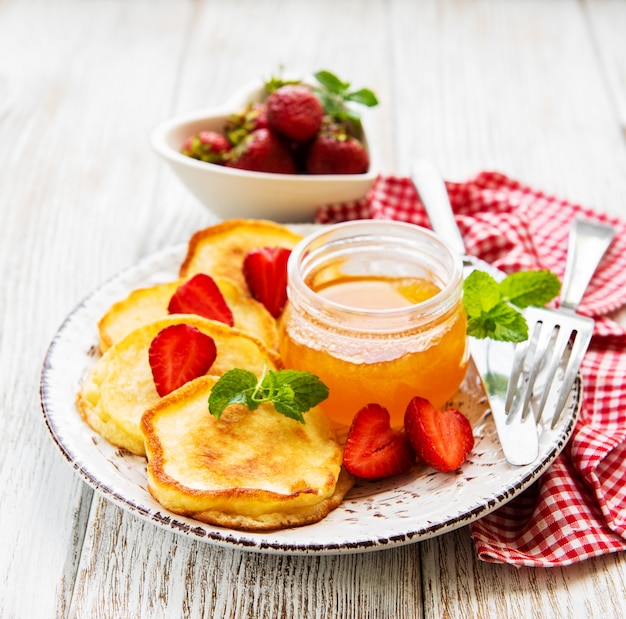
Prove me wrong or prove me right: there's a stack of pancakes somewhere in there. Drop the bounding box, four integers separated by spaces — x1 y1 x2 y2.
77 219 353 531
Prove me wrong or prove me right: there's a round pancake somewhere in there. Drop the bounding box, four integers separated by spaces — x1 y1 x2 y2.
179 219 303 291
141 375 354 531
97 276 278 353
77 315 282 456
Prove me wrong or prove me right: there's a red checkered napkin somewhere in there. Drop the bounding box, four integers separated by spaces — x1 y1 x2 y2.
317 173 626 567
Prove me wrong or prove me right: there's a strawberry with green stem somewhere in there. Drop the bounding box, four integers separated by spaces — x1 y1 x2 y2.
265 85 325 143
181 131 231 164
226 128 297 174
225 102 268 146
305 123 370 174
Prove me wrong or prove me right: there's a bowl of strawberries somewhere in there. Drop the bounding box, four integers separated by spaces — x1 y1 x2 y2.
151 71 379 222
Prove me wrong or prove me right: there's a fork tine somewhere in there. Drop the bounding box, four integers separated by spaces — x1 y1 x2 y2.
505 313 554 421
506 312 593 430
534 324 572 423
548 321 594 428
519 319 558 420
504 334 531 414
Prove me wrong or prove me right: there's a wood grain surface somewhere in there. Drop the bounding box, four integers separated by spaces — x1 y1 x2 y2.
1 0 625 617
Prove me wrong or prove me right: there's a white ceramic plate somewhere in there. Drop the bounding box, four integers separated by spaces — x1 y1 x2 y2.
40 242 580 555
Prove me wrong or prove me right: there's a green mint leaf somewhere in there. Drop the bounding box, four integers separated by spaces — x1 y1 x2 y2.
463 270 502 318
463 268 560 343
313 70 378 123
208 368 259 419
499 270 561 309
208 367 329 424
345 88 379 107
313 70 350 94
467 302 529 342
270 370 329 412
272 400 306 424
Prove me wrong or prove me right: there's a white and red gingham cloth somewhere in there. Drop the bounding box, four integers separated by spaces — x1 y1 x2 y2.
317 172 626 567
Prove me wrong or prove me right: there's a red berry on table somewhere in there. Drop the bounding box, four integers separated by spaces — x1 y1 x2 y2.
148 324 218 397
181 130 231 164
305 127 369 175
168 273 234 327
404 397 474 472
266 85 324 143
242 246 291 318
342 403 415 480
226 128 297 174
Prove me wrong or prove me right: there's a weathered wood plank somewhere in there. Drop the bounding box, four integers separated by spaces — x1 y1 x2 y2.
390 0 626 216
585 0 626 139
69 498 422 619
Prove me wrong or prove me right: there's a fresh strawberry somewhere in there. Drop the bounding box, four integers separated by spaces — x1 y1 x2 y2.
266 85 324 143
148 324 217 397
404 397 474 472
226 128 297 174
242 246 291 318
225 102 268 146
305 126 369 175
168 273 234 327
343 403 415 480
181 130 231 164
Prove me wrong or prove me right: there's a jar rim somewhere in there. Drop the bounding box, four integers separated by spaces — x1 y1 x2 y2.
287 220 463 325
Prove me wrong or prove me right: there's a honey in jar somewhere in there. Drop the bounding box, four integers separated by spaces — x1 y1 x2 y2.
279 220 469 432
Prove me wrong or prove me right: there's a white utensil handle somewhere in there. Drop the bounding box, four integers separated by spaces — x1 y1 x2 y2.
412 160 466 256
560 219 614 311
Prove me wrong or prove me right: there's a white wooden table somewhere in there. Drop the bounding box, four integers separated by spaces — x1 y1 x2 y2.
2 1 626 617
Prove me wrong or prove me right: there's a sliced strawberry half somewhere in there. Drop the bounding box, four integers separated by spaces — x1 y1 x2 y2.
242 246 291 318
168 273 234 327
342 403 415 480
404 397 474 472
148 324 217 397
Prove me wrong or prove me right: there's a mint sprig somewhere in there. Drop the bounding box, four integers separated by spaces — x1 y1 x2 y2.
464 269 561 342
312 70 378 125
208 366 329 424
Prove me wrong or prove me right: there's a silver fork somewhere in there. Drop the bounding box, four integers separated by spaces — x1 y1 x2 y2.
505 218 614 428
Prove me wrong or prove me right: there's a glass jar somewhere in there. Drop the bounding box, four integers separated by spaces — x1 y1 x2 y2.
279 220 469 431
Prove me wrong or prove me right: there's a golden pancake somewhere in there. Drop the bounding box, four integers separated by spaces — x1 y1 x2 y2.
97 276 278 353
179 219 303 291
77 315 281 456
141 375 354 531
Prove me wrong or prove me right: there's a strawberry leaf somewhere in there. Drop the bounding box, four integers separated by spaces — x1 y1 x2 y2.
345 88 379 107
313 70 378 123
313 70 350 93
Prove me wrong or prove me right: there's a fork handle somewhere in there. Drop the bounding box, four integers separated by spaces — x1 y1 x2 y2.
559 218 614 311
412 160 466 256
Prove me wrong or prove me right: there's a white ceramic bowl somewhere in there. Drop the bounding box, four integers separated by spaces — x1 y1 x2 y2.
151 79 378 222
